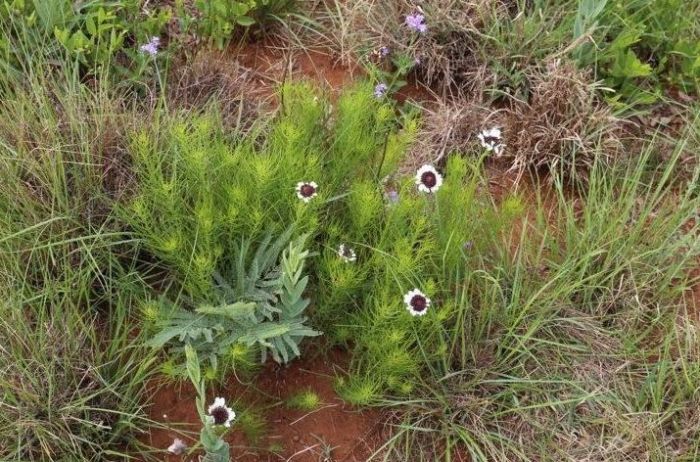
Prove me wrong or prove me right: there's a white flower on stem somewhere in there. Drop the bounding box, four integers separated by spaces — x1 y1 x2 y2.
477 127 506 156
296 181 318 203
403 288 431 316
415 165 443 193
207 397 236 428
337 244 357 263
167 438 187 455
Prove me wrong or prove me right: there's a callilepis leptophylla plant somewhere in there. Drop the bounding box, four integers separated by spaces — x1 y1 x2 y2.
185 344 235 462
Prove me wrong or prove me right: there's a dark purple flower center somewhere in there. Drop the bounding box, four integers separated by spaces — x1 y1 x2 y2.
410 295 427 312
300 184 316 197
421 171 437 188
210 406 228 425
483 136 501 145
340 246 353 258
210 406 229 425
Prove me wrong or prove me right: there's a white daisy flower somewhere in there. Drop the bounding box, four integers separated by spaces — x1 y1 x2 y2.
403 288 431 316
296 181 318 203
415 165 443 193
337 244 357 263
207 397 236 428
167 438 187 455
477 127 506 156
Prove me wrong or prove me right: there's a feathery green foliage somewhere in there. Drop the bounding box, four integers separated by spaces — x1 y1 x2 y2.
128 81 417 374
126 80 414 294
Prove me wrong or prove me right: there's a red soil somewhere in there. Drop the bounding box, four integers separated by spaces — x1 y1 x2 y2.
232 39 434 103
145 349 382 461
235 42 361 94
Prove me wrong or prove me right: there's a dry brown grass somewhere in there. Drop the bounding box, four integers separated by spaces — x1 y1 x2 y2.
502 60 622 178
406 60 622 181
167 49 271 130
306 0 509 94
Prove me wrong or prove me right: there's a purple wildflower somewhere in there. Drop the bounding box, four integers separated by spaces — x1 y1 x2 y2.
139 36 160 56
405 13 427 33
379 46 390 57
374 83 388 99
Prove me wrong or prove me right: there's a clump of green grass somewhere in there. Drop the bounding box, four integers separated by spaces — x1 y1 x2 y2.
0 66 158 459
0 281 157 461
286 389 323 411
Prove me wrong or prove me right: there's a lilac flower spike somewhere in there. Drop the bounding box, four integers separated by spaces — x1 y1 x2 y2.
405 13 427 33
374 83 389 99
139 36 160 56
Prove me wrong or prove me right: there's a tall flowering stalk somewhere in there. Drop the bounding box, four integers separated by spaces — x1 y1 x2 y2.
185 345 233 462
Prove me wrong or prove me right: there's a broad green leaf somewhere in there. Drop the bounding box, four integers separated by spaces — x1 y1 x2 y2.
236 16 255 27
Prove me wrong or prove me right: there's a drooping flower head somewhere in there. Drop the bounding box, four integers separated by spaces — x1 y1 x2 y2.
167 438 187 455
139 36 160 56
405 13 427 33
337 244 357 263
477 127 506 156
403 288 431 316
415 164 443 193
374 83 389 99
296 181 318 203
207 397 235 428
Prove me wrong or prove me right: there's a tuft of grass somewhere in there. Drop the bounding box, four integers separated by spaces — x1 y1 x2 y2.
335 375 381 407
0 48 157 461
286 389 323 411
